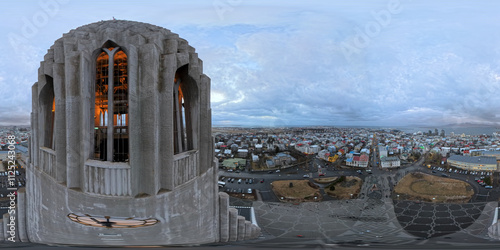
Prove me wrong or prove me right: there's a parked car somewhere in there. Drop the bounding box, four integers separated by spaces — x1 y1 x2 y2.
303 174 310 178
260 179 265 183
237 179 242 184
247 188 252 194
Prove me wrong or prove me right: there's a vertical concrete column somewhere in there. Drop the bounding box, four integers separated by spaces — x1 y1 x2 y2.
105 48 118 162
134 43 160 195
2 213 8 241
17 188 28 242
198 74 211 174
250 224 261 239
160 50 176 191
237 216 245 241
3 213 17 242
0 217 3 241
53 63 67 184
218 192 229 242
80 52 93 172
31 84 39 168
65 50 82 189
228 208 238 241
187 52 200 153
127 44 141 196
244 221 251 240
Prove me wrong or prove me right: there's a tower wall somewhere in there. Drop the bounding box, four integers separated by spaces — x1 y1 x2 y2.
26 20 220 245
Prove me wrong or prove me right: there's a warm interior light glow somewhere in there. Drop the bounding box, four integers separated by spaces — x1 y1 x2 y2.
94 48 129 162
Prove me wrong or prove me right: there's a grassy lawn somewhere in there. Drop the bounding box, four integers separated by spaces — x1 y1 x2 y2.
325 176 363 199
250 162 268 171
314 177 338 184
271 180 322 202
394 172 474 203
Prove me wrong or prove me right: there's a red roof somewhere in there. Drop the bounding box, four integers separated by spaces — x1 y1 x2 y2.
360 155 369 162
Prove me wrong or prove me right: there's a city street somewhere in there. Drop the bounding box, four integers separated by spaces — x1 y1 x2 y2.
220 154 500 203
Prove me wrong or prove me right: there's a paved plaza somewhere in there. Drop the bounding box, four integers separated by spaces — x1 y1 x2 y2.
254 198 498 245
251 163 500 245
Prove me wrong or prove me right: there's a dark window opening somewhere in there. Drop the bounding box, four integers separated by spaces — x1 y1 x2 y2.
40 75 55 149
173 67 196 154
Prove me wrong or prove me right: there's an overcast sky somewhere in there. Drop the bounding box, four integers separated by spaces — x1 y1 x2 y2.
1 0 500 127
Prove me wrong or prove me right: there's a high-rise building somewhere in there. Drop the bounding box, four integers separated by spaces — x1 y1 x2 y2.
6 20 259 245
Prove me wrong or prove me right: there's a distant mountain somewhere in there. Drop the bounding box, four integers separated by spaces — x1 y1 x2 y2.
441 122 500 128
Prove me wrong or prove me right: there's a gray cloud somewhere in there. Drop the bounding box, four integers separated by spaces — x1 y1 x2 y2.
1 0 500 127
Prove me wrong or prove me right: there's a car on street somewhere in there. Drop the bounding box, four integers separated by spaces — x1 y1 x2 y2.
303 174 309 178
260 179 265 183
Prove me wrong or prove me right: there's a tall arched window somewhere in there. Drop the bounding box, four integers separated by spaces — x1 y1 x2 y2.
173 66 197 154
173 79 186 154
40 75 55 149
94 47 129 162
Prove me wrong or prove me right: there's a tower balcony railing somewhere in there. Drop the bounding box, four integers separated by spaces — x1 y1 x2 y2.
173 150 198 187
84 160 131 196
39 147 56 178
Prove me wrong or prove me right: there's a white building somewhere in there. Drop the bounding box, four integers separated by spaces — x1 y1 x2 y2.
381 156 400 168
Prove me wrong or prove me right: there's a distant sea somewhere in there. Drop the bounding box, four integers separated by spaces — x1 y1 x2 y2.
398 126 500 136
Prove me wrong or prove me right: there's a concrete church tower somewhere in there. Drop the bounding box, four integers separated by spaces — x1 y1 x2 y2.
11 20 259 245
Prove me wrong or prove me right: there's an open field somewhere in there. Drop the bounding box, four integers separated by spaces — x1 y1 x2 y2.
325 176 363 199
394 172 474 203
271 180 322 202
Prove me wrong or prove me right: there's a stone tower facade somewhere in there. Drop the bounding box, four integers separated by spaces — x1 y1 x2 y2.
5 20 259 245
